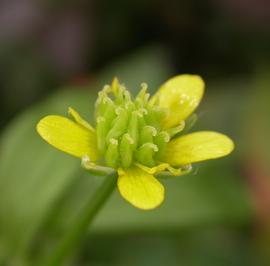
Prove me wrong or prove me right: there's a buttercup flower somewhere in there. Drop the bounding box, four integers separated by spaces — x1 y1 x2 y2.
37 75 234 210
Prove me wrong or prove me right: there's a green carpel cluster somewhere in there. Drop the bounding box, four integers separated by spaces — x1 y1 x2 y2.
95 79 182 169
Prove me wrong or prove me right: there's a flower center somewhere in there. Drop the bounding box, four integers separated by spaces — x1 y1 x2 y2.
95 79 181 169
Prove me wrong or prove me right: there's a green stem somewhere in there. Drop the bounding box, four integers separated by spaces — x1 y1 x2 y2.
41 172 117 266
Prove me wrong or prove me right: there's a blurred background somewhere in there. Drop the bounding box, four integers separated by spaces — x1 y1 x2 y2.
0 0 270 265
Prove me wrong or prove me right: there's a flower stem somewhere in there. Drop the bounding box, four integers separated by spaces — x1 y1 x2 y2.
41 172 117 266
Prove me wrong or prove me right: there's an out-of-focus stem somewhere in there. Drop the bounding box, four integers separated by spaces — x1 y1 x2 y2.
41 172 117 266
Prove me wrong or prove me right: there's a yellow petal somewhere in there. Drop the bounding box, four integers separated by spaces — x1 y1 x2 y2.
164 131 234 166
117 166 164 210
152 74 204 128
37 115 98 161
68 107 95 132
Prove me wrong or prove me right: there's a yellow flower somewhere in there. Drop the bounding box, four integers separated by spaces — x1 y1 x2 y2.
37 75 234 210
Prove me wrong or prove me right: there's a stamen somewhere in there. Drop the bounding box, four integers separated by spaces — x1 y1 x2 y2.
139 125 157 145
112 77 120 95
95 92 108 117
135 97 144 108
124 101 135 111
109 138 118 145
166 121 185 138
115 85 125 104
159 131 170 142
106 108 128 143
128 111 139 147
119 133 134 168
140 82 148 91
103 85 111 94
144 93 150 103
115 106 123 115
136 143 158 167
123 90 131 101
105 138 119 168
154 131 170 160
136 83 148 100
138 108 148 115
96 116 108 154
103 98 116 122
133 110 143 118
137 83 150 104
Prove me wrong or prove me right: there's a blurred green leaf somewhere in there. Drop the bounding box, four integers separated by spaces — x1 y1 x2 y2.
77 229 256 266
